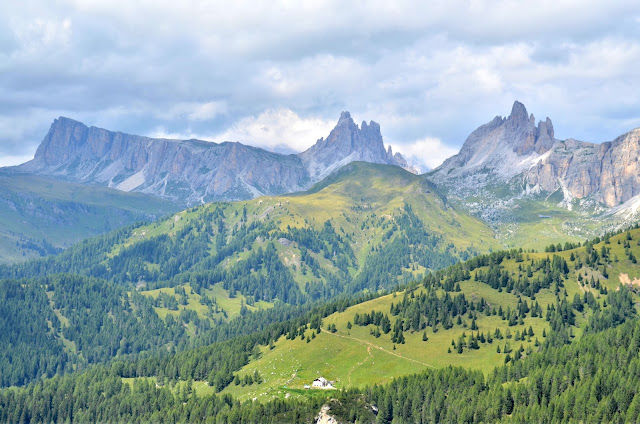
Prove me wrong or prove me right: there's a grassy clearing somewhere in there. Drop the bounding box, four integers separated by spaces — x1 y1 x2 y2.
121 377 216 397
492 197 605 251
140 283 272 322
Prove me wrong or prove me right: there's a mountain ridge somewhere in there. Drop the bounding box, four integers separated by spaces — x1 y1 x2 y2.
15 113 413 206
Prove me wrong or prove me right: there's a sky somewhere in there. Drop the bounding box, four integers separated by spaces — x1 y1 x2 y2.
2 1 640 170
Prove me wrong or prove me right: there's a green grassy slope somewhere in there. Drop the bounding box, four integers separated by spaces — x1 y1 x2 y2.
439 179 611 250
0 162 500 387
221 227 640 402
103 162 498 303
0 171 179 263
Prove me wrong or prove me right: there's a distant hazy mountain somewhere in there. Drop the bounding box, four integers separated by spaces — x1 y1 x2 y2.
0 170 178 264
16 112 413 205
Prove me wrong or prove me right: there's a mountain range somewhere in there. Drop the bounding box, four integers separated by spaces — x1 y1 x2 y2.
3 100 640 264
427 101 640 247
16 112 413 205
16 101 640 214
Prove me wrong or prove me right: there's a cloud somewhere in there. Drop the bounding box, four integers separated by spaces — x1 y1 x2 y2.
215 108 336 153
149 108 336 155
390 138 459 171
1 0 640 166
0 154 34 167
9 16 72 52
157 101 228 122
187 102 226 121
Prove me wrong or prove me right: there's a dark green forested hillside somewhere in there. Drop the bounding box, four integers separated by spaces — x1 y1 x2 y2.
0 163 500 388
0 268 639 423
1 163 640 423
0 223 639 422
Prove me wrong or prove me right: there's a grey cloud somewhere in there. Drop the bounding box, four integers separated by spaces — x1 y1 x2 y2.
1 1 640 171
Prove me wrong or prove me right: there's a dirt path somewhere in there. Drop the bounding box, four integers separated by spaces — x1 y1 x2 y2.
284 369 298 386
346 346 374 386
324 331 435 369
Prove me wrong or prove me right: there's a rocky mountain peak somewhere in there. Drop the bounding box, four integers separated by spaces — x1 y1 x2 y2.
432 101 558 182
338 111 352 122
299 111 414 180
20 118 310 205
18 110 416 206
534 117 555 154
502 101 556 155
25 117 93 168
35 116 88 165
431 102 640 209
508 100 529 123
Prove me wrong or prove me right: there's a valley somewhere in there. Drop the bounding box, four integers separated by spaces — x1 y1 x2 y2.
0 171 179 264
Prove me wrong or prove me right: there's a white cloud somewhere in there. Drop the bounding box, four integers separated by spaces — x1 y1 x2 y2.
215 109 335 152
0 154 34 167
188 102 227 121
391 137 459 171
9 17 72 52
255 55 369 99
149 108 336 154
148 128 215 142
157 101 227 122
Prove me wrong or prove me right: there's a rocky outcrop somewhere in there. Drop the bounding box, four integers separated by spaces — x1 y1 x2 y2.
524 129 640 207
299 111 415 180
315 405 338 424
17 113 412 205
432 101 640 208
433 101 556 181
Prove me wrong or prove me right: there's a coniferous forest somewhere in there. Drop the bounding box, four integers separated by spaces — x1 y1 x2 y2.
1 212 640 422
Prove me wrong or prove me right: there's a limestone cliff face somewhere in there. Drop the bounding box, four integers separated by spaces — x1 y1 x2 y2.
17 112 413 205
432 101 640 208
524 129 640 207
19 117 310 204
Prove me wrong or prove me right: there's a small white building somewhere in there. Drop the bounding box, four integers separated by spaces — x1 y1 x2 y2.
311 377 334 389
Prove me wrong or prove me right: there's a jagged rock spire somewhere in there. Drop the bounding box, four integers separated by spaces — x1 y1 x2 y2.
299 111 414 180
